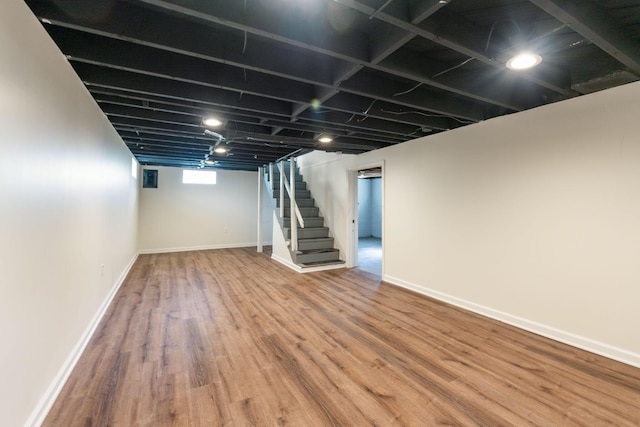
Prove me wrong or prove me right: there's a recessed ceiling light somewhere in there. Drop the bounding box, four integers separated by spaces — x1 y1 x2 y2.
506 53 542 70
318 135 333 143
205 158 215 165
203 117 223 127
214 145 228 153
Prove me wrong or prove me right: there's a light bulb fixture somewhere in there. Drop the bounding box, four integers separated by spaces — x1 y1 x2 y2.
203 117 223 127
205 158 215 165
506 52 542 70
214 143 228 154
318 135 333 143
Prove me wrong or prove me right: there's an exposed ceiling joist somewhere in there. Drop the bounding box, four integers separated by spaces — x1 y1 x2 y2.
138 0 370 61
24 0 640 171
530 0 640 75
110 0 550 109
334 0 575 95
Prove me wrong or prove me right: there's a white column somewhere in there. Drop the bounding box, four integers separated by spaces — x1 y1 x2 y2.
290 158 298 251
279 160 285 220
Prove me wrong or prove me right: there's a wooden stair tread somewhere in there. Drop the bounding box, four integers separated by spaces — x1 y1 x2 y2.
295 248 339 255
299 259 346 267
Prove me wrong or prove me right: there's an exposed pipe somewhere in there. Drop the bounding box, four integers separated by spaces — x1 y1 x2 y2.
203 129 224 140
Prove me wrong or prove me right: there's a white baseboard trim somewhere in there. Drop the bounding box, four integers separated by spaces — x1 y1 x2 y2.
25 253 139 427
383 274 640 369
139 242 269 254
271 254 345 274
271 253 300 271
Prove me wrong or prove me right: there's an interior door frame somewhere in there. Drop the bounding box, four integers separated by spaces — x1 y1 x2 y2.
347 160 384 275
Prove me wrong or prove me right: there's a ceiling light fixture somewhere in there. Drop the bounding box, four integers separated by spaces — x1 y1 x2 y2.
203 117 223 127
506 52 542 70
318 135 333 143
214 143 228 154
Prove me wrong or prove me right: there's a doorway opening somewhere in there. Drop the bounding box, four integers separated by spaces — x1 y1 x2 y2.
356 167 382 276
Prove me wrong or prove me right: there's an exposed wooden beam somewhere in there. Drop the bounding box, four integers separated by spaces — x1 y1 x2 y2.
73 62 294 116
31 2 531 118
53 29 316 105
529 0 640 74
339 70 484 122
138 0 371 62
334 0 575 95
410 0 452 23
101 100 408 144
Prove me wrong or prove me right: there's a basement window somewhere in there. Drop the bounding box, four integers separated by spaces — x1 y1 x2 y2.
182 169 217 185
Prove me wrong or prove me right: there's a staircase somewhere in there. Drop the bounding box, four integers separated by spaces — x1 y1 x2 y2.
267 161 344 268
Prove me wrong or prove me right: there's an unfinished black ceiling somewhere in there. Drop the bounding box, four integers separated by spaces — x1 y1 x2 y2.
26 0 640 171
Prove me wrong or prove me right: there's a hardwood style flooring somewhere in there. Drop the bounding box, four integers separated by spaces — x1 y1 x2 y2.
44 248 640 426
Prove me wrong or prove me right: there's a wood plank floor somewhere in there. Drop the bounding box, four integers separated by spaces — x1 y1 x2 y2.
44 248 640 426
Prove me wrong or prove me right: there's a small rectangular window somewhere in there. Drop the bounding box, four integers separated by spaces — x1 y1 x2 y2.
143 169 158 188
131 158 138 179
183 169 217 185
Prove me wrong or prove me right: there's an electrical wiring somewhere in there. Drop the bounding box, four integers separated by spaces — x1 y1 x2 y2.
363 99 377 115
380 108 475 124
243 31 248 54
431 57 475 78
486 19 522 52
242 0 247 53
393 82 422 97
392 57 474 98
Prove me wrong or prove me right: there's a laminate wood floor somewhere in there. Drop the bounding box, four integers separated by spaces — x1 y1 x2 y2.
44 248 640 426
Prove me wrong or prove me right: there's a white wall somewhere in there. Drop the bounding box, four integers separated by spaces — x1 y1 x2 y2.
370 177 382 238
358 178 372 237
0 2 139 425
358 177 382 238
138 166 272 252
299 80 640 366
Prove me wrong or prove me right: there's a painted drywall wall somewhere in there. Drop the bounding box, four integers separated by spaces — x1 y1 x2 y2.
299 80 640 365
370 177 382 238
358 178 382 238
0 2 139 425
298 153 355 264
138 166 273 252
358 178 372 237
271 211 296 267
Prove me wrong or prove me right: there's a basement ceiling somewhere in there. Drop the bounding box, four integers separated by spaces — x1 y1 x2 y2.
25 0 640 171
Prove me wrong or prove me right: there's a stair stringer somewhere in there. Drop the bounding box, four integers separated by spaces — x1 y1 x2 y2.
261 178 294 267
270 210 297 268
